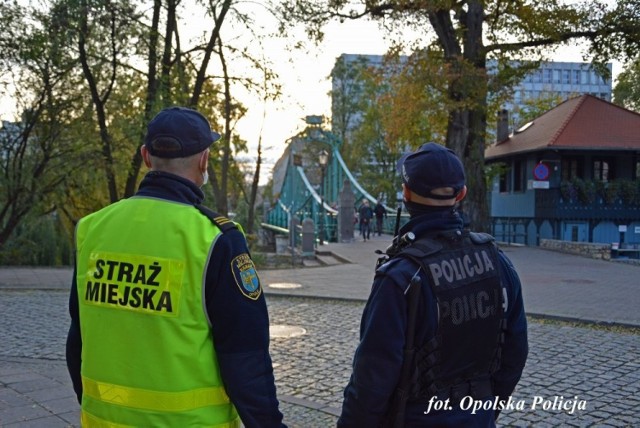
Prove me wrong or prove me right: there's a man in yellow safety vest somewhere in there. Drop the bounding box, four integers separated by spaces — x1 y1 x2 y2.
66 107 286 427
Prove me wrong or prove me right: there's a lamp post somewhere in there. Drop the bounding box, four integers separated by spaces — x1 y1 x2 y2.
318 149 329 245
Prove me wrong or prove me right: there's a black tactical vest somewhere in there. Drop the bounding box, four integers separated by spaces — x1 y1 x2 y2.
395 230 506 403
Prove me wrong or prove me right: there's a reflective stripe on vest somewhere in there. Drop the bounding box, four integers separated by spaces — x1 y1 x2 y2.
83 376 231 412
81 409 241 428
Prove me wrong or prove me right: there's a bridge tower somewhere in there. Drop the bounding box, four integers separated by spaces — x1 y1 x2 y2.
265 116 398 246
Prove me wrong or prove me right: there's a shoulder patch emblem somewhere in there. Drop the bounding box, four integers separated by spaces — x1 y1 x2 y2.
231 253 261 300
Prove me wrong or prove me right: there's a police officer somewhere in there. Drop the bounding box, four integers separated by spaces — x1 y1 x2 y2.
66 107 286 427
338 143 528 427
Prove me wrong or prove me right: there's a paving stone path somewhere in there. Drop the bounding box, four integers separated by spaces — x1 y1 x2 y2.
1 289 638 427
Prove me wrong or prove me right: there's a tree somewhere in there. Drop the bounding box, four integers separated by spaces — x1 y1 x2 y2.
280 0 640 230
1 0 283 256
38 0 276 213
71 0 278 221
377 50 449 147
330 54 372 167
349 50 451 199
613 56 640 112
0 2 89 248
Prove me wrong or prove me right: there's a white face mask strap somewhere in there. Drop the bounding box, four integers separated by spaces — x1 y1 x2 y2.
200 150 209 186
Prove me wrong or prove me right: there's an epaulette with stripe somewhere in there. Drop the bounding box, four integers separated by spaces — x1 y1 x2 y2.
194 204 238 233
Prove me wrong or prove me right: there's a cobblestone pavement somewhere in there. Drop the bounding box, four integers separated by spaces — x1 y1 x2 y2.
1 289 639 427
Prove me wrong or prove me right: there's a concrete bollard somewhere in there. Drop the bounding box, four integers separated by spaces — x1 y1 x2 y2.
302 218 315 256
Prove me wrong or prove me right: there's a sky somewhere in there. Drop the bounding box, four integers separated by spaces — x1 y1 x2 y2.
233 18 396 180
0 2 623 185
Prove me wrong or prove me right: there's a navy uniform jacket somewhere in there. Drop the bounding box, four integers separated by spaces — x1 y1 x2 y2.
338 208 528 427
66 171 286 428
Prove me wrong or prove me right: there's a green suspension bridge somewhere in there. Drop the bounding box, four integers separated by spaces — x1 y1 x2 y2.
263 116 403 244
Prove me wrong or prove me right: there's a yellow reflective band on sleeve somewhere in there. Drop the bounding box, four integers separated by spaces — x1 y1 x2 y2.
81 410 241 428
214 216 232 225
83 377 231 412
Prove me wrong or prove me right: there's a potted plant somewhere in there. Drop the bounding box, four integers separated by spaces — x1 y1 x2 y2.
560 180 576 202
619 180 639 205
602 181 620 205
572 178 596 204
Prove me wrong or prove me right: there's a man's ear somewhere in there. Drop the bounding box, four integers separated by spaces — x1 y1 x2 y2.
455 185 467 202
140 145 152 168
199 149 209 173
402 183 412 202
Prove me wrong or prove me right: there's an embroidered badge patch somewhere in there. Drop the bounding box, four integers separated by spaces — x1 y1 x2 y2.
231 253 261 300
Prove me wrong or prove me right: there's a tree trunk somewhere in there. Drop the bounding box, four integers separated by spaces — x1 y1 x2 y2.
430 2 490 231
78 0 119 202
246 137 262 234
123 0 170 198
189 0 232 107
217 37 232 217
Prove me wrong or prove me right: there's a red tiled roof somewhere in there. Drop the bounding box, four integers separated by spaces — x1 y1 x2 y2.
485 95 640 160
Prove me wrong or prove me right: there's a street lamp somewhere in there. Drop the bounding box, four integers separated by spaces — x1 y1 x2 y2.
318 149 329 245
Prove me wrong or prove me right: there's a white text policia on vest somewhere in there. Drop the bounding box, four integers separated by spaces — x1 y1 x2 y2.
428 249 495 287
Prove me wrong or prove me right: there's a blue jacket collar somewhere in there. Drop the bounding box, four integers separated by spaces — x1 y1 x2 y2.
135 171 204 205
399 208 464 238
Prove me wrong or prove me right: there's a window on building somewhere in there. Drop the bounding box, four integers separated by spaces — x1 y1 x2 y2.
561 158 582 181
499 170 509 193
573 70 581 84
597 73 604 85
635 160 640 180
513 160 525 192
544 69 553 83
533 71 542 83
581 70 590 84
593 158 614 182
562 70 571 84
553 69 560 83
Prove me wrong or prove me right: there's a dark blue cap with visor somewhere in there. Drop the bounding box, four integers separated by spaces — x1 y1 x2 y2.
397 142 466 200
144 107 221 158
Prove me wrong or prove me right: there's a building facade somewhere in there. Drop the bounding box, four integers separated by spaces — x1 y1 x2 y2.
485 95 640 248
496 61 613 131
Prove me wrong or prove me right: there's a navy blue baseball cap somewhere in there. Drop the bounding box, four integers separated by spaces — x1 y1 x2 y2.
144 107 221 158
397 142 465 200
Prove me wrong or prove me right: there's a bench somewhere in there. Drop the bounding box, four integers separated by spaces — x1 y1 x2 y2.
611 248 640 259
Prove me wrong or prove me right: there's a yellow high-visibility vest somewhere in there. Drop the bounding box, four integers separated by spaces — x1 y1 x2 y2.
75 196 239 427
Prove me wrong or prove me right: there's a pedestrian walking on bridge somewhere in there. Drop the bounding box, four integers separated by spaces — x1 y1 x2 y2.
358 199 374 241
374 199 387 236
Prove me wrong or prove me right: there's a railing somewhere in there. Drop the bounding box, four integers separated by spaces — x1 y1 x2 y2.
535 188 640 220
491 218 529 245
260 223 288 235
